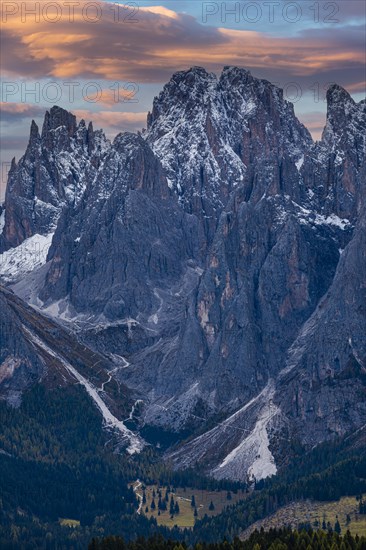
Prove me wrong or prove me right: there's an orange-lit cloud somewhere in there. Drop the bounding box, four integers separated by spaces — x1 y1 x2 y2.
1 102 35 113
96 87 140 107
347 81 366 93
1 2 364 89
0 101 45 121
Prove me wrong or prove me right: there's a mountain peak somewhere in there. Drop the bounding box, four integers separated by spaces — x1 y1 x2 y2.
29 120 40 141
42 105 77 138
221 65 252 80
10 157 17 171
147 67 217 132
2 67 366 493
175 66 215 79
24 120 41 154
322 84 363 149
326 84 353 106
113 131 144 150
166 66 217 94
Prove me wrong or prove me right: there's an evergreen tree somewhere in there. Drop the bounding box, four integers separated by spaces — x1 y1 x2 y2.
169 497 175 516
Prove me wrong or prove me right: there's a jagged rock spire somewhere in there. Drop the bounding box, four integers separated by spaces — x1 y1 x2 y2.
42 105 77 139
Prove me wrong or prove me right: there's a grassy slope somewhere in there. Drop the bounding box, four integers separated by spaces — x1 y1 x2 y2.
134 484 247 528
241 496 366 539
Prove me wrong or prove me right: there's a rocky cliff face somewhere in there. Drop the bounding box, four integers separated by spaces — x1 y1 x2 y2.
168 206 365 481
161 77 365 478
39 132 200 321
0 106 107 253
301 85 365 223
146 66 312 245
276 207 366 447
1 67 365 481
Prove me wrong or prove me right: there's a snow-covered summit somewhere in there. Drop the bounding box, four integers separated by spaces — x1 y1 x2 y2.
146 66 312 243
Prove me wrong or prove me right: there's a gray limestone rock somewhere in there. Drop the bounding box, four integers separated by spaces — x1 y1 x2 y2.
1 67 365 478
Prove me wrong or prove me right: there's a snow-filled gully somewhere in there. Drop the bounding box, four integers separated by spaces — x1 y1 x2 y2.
22 326 144 455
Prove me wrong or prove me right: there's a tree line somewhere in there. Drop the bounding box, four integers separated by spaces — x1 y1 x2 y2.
89 528 366 550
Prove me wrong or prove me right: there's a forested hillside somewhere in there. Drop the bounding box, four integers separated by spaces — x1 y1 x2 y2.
0 382 365 548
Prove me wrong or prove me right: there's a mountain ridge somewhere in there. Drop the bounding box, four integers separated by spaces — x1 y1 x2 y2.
1 66 365 482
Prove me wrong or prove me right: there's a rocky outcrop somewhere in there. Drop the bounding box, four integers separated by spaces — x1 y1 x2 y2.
0 285 138 438
0 106 107 252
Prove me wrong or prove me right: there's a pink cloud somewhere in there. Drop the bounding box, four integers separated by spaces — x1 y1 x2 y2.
1 3 364 89
296 111 326 141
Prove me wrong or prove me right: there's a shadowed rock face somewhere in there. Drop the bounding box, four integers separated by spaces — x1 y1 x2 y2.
40 132 201 319
0 287 45 406
275 203 366 447
1 67 365 478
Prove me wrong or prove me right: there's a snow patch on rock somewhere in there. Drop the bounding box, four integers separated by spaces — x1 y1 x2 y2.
0 209 5 233
0 233 53 283
295 155 304 171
